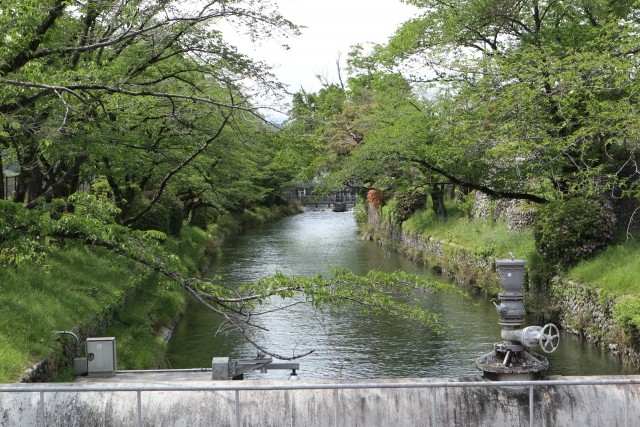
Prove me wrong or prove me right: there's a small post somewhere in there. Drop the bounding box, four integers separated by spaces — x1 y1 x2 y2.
39 391 45 427
212 357 230 380
235 389 241 427
137 390 142 427
334 388 340 427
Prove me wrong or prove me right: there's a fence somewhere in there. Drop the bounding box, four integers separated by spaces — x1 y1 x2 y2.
0 377 637 427
1 174 93 200
2 174 17 200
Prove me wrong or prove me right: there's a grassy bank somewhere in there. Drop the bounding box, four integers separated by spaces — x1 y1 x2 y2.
396 202 640 294
0 245 146 382
0 204 302 383
398 203 536 261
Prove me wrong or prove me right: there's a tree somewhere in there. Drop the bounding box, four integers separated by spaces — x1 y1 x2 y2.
0 0 300 229
0 0 297 207
288 62 456 220
0 1 464 361
379 0 640 210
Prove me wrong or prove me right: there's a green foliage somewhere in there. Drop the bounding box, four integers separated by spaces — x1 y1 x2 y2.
0 0 303 267
526 250 553 293
131 196 184 237
164 226 213 274
613 296 640 347
188 206 217 230
104 275 186 370
239 269 468 333
392 189 427 223
534 198 616 268
353 200 368 226
568 240 640 293
240 206 272 227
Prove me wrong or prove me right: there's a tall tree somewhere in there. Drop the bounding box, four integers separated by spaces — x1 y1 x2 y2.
373 0 640 208
0 0 296 206
0 0 301 263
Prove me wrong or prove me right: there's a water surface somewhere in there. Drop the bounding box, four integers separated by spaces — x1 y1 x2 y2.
167 211 634 378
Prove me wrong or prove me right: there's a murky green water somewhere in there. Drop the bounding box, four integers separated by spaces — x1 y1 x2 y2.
167 211 635 379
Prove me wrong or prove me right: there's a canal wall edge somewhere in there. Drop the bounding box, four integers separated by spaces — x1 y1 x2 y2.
1 377 639 426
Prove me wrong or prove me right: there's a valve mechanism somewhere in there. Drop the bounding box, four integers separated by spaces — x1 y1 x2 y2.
476 259 560 380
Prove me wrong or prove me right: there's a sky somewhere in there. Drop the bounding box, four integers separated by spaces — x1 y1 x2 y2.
223 0 419 117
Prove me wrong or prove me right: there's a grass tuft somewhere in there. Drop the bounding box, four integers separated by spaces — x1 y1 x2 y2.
568 240 640 293
402 207 535 260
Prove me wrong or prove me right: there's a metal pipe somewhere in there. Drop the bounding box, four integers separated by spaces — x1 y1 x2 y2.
117 368 212 374
52 331 81 357
503 351 513 367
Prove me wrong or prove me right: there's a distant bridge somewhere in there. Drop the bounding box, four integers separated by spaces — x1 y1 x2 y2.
285 186 357 210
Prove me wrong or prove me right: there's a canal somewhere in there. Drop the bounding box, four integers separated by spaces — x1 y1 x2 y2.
167 211 635 379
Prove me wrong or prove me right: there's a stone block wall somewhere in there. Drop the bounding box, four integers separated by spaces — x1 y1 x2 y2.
472 192 536 231
551 278 640 367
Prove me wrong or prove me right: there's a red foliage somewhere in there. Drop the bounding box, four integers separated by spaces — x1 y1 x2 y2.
367 189 384 209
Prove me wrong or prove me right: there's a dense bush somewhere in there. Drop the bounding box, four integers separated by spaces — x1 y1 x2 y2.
131 196 184 237
613 295 640 347
188 206 216 230
393 190 427 223
534 197 616 268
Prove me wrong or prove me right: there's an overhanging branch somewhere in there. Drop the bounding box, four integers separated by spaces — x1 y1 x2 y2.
409 157 548 204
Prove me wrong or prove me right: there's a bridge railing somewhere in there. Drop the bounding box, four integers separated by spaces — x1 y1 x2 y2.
285 187 358 206
0 377 637 427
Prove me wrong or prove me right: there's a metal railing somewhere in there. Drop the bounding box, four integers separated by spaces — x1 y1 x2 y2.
0 377 637 427
1 175 94 200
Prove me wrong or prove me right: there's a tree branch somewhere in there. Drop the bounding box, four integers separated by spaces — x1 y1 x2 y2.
122 114 231 226
408 157 548 204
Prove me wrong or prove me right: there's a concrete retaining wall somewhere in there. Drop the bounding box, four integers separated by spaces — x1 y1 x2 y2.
1 376 639 426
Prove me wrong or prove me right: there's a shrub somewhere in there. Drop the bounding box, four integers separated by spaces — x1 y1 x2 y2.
613 295 640 347
131 196 184 236
533 197 616 268
189 206 218 230
393 190 427 223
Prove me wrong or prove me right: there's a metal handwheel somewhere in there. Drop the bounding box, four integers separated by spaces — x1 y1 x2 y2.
540 323 560 353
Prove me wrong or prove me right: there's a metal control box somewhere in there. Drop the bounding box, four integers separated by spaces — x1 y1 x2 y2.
86 337 117 377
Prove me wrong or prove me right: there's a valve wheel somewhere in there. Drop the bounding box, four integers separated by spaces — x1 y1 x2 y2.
540 323 560 353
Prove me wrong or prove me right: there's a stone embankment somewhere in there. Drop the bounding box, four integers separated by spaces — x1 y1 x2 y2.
551 279 640 367
366 206 640 368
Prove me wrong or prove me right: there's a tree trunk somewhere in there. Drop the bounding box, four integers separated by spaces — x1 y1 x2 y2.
0 154 4 200
430 184 448 220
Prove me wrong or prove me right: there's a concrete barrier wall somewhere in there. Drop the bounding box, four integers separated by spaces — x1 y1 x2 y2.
1 376 639 426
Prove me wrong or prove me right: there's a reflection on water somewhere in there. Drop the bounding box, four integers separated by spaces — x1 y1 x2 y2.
167 211 635 378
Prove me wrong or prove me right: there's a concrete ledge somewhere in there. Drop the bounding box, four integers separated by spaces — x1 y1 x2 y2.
1 375 639 426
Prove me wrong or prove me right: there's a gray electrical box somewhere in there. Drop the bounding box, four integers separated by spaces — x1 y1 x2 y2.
86 337 117 377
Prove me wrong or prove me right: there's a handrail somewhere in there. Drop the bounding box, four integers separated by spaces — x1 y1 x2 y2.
0 377 637 393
